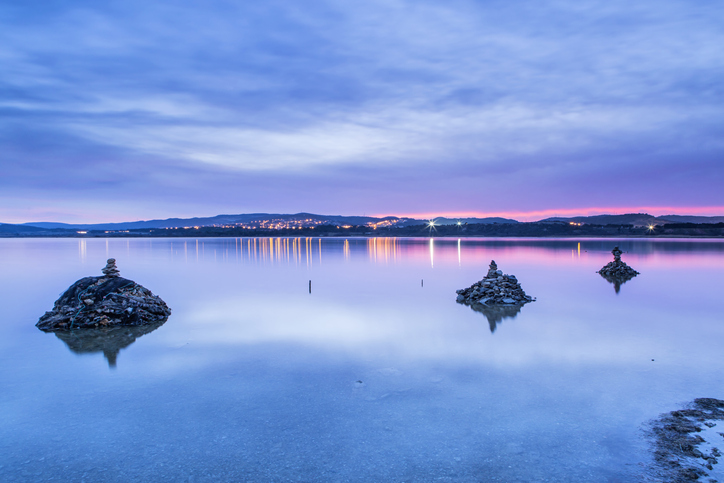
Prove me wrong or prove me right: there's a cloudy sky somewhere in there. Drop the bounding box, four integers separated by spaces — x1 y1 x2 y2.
1 0 723 223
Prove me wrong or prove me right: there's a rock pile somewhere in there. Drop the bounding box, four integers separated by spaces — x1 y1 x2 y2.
598 246 639 279
456 260 535 306
37 259 171 331
102 258 120 278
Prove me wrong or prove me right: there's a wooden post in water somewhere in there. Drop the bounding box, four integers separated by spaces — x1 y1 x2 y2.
309 280 312 294
421 279 423 287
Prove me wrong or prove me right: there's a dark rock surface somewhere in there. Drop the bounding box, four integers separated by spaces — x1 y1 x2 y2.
37 259 171 331
456 260 535 307
648 398 724 482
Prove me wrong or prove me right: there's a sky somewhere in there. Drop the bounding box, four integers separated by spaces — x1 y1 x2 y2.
1 0 723 223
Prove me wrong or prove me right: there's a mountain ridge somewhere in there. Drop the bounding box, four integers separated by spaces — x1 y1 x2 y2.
3 212 723 233
540 213 724 226
17 213 519 230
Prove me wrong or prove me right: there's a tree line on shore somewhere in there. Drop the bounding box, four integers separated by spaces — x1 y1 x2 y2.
2 222 723 238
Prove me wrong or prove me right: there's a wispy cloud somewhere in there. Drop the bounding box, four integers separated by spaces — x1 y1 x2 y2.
1 0 723 222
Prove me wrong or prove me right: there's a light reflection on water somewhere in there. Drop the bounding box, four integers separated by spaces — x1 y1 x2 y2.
0 237 723 482
23 235 723 269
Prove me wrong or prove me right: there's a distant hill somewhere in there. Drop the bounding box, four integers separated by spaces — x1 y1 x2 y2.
11 212 724 233
541 213 661 227
21 213 518 231
429 217 518 225
21 213 419 231
0 223 61 234
540 213 724 227
656 215 724 224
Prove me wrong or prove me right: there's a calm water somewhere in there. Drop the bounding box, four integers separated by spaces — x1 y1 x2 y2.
1 237 723 482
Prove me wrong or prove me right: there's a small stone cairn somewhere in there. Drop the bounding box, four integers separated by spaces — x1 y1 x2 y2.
37 259 171 331
597 246 639 279
102 258 120 278
456 260 535 306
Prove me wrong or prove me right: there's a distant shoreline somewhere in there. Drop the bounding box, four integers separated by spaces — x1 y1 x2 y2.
2 221 723 239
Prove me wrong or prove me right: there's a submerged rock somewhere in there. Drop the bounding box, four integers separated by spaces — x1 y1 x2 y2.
456 260 535 307
37 259 171 331
647 398 724 482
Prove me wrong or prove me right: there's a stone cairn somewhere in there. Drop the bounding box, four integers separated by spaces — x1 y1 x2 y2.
456 260 535 306
37 259 171 331
597 246 639 279
102 258 120 278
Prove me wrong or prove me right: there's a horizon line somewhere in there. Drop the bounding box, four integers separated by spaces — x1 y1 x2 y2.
4 205 724 225
380 206 724 223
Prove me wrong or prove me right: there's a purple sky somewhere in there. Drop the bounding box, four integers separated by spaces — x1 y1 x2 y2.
1 0 723 223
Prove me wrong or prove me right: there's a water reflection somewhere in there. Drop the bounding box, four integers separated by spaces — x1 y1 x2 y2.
78 239 87 263
599 272 637 294
430 238 434 268
151 237 407 266
3 237 724 482
52 321 166 368
367 237 399 264
139 236 724 270
463 303 524 333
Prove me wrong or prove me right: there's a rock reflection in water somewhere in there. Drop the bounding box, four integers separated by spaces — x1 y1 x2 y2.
599 272 637 294
468 303 523 333
53 321 166 368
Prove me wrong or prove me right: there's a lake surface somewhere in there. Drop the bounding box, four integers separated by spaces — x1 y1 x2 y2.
1 237 723 482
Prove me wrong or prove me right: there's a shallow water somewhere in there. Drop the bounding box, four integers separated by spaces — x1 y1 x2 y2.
1 237 723 482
